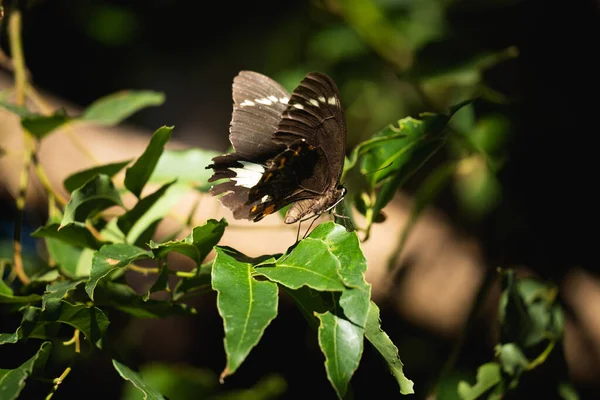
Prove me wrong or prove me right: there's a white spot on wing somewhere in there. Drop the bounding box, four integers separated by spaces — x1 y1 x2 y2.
318 96 326 103
293 103 304 110
230 162 265 188
309 99 319 107
280 97 289 104
255 98 272 105
328 96 337 105
240 100 255 107
260 195 270 203
268 95 279 102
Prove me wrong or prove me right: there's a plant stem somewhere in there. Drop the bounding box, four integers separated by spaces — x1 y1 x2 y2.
9 8 31 285
46 330 80 400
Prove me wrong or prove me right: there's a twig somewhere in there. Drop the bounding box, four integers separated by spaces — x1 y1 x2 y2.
46 330 80 400
9 8 31 285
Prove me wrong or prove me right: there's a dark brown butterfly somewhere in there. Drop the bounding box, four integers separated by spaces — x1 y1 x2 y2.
206 71 346 226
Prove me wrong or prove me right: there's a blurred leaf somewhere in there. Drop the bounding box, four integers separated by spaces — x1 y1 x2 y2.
85 4 139 46
308 25 367 65
0 99 36 117
364 301 414 395
42 279 84 311
212 247 278 382
74 248 95 278
121 363 217 400
316 311 363 399
117 181 182 244
0 341 52 400
125 126 173 198
32 222 105 250
85 244 152 301
144 264 170 300
0 279 12 296
60 174 123 228
454 156 502 219
558 382 580 400
94 282 195 319
112 359 165 400
495 343 528 377
81 91 164 126
338 0 414 71
150 148 221 191
21 110 71 139
63 159 132 192
255 238 346 291
0 291 42 304
457 363 503 400
391 161 457 264
149 218 227 266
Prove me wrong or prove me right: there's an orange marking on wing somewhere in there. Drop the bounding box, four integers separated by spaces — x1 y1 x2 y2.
278 157 286 168
264 172 273 182
263 204 276 215
251 205 257 212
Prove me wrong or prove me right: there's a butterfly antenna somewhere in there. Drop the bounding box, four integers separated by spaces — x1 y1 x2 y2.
362 161 394 176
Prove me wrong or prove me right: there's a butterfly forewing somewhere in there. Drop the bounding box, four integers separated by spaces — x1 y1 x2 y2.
230 71 290 162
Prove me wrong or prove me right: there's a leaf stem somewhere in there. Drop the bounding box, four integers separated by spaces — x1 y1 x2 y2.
46 330 80 400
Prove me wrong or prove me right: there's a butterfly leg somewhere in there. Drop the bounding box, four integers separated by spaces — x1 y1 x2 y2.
302 214 322 240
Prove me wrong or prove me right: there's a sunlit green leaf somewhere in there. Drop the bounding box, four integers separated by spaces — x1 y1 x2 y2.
149 218 227 265
63 159 132 192
60 174 123 228
255 238 346 292
81 90 164 126
124 126 173 198
0 292 42 304
0 341 52 400
85 244 152 300
316 311 363 399
212 247 278 381
112 359 166 400
365 301 414 394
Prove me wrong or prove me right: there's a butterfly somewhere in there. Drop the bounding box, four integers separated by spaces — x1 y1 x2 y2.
206 71 347 229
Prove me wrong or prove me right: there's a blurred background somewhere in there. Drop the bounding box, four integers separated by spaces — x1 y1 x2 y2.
1 0 598 398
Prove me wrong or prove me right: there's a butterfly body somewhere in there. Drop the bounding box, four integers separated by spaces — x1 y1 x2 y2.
207 71 346 224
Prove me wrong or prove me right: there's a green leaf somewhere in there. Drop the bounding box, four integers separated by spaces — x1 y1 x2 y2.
21 110 71 139
118 181 188 245
283 286 331 330
0 341 52 400
112 359 166 400
31 222 105 249
364 301 414 394
81 90 165 126
124 126 173 198
144 264 170 300
149 218 227 265
63 159 132 192
0 99 36 117
0 332 19 345
316 311 363 399
60 174 124 228
149 148 221 191
457 362 503 400
558 382 580 400
85 244 152 300
212 247 278 381
495 343 528 377
0 279 13 296
94 282 195 318
42 279 84 310
255 238 346 291
309 223 371 329
19 301 109 347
